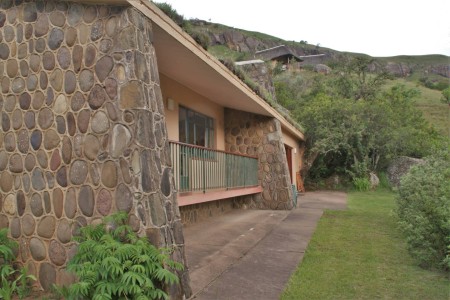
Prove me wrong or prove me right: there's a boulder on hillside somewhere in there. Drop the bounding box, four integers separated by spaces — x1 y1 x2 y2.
387 156 425 188
369 172 379 190
314 64 331 74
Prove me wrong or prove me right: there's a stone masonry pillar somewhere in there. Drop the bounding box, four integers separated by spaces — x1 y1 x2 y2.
224 108 294 210
0 1 190 298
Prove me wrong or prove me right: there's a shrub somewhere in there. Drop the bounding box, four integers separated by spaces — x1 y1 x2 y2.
395 151 450 270
377 172 391 190
57 212 182 300
154 2 184 27
0 228 36 300
352 177 371 192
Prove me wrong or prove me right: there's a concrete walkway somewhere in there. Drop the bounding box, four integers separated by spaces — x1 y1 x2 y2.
184 191 347 300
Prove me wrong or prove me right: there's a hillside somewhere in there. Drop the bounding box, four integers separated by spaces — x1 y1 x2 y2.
183 19 449 135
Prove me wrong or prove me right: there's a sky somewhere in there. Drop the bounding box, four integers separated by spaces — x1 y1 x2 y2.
160 0 450 57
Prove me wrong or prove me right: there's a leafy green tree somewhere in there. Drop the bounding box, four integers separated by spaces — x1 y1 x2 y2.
395 149 450 270
441 87 450 105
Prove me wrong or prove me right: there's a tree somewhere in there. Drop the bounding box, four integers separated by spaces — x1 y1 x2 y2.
441 87 450 105
274 57 441 182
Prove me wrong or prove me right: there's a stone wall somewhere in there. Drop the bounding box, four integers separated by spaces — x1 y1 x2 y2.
224 109 293 210
0 1 190 297
180 198 234 226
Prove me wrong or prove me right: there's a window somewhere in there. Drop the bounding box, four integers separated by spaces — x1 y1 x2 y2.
179 106 214 148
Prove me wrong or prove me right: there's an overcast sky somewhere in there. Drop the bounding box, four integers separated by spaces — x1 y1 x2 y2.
160 0 450 57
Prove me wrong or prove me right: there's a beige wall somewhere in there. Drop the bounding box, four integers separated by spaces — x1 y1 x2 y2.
282 130 302 186
160 74 225 150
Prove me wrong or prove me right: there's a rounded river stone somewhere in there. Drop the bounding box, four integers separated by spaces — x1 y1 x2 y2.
36 149 48 168
116 183 132 213
44 129 61 150
3 194 15 215
37 216 56 239
67 112 76 136
9 153 23 173
53 188 64 218
19 92 31 109
65 71 77 94
101 160 117 188
30 237 46 261
38 107 54 129
48 28 64 50
68 3 84 25
0 152 8 171
24 153 36 171
50 150 61 171
12 109 23 130
29 54 41 72
57 218 71 243
65 188 77 218
61 136 72 164
34 14 49 37
78 185 94 217
79 69 94 92
30 130 42 150
50 69 63 91
66 27 78 47
91 110 109 134
39 263 56 291
95 55 113 82
56 166 67 187
30 193 44 217
24 111 35 129
88 84 107 109
49 239 66 266
49 11 66 27
56 115 66 134
84 44 96 67
71 91 85 111
77 109 90 133
10 217 21 238
42 51 55 70
22 214 36 236
17 129 29 153
53 94 68 114
57 47 71 69
96 188 112 216
84 134 100 160
16 190 26 216
69 160 88 185
31 168 46 191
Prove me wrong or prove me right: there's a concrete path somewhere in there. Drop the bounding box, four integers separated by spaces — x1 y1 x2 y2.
184 191 347 300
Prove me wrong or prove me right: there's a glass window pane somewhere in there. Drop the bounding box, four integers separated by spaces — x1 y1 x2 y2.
179 106 214 148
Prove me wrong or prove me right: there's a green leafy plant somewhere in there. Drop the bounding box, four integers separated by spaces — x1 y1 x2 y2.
0 228 36 300
57 212 182 300
395 150 450 270
352 177 371 192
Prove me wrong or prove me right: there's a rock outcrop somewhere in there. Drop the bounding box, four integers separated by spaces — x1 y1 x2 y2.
387 156 425 187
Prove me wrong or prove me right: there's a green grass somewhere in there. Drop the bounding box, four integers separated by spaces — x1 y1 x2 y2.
383 78 449 135
281 190 450 300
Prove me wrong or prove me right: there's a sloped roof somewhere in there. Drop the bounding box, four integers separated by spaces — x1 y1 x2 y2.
255 45 303 62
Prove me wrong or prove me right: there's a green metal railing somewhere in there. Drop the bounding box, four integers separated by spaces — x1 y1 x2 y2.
169 141 259 193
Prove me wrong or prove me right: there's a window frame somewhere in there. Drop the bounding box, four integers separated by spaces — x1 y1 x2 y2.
178 106 215 149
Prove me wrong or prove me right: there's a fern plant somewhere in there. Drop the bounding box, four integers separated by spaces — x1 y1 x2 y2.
59 212 182 300
0 228 36 300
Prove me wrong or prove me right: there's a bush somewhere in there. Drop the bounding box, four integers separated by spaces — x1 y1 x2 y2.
352 177 371 192
395 151 450 270
57 212 182 300
0 228 36 300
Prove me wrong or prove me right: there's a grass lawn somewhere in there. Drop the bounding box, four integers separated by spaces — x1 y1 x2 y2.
281 190 450 300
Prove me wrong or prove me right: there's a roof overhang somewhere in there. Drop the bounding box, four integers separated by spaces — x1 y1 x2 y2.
68 0 304 141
